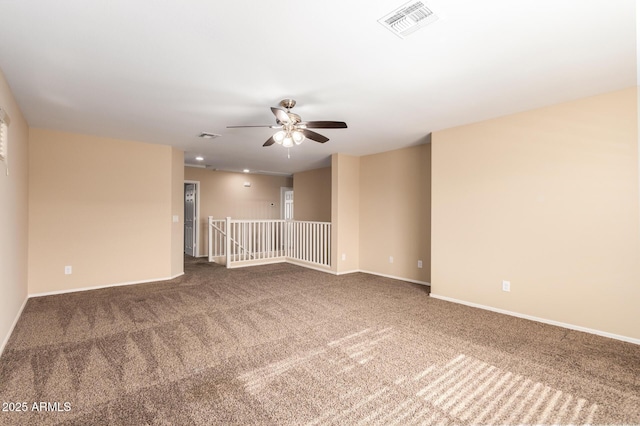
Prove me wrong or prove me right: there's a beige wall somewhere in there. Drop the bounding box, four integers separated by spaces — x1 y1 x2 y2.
331 154 360 273
360 144 430 283
0 69 30 353
293 167 331 222
432 87 640 340
184 167 292 257
28 129 183 294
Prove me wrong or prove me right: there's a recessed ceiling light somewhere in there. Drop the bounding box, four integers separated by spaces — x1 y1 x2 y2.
243 169 250 173
198 132 221 139
195 156 204 161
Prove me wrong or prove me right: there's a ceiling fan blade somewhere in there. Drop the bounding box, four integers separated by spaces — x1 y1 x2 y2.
271 107 291 124
263 136 276 147
301 129 329 143
300 121 348 129
227 125 278 128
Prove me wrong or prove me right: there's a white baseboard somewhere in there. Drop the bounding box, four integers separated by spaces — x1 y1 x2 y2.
328 269 431 286
1 296 28 357
335 269 361 276
221 261 430 286
430 293 640 346
285 259 333 274
359 270 430 286
29 272 185 298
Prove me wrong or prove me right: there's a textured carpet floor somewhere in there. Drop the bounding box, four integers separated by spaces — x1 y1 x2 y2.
0 257 639 425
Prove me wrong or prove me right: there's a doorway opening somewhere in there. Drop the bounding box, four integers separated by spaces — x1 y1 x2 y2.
184 181 200 257
281 187 293 220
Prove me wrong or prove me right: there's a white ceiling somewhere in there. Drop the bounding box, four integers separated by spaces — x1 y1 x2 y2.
0 0 636 175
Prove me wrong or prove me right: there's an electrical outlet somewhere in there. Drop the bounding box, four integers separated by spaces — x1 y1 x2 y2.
389 256 394 264
418 260 423 268
502 280 510 292
341 253 346 261
64 266 72 275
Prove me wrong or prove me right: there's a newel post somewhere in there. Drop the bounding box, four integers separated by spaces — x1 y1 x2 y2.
208 216 213 262
225 217 231 267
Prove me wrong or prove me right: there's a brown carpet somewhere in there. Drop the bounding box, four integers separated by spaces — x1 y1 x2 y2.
1 257 639 425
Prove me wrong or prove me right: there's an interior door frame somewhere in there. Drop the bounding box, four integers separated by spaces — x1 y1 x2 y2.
184 180 201 257
280 186 293 220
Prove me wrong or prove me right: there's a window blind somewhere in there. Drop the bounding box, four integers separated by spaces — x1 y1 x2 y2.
0 108 9 171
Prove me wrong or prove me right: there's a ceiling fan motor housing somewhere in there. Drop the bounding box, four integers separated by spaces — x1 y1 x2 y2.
279 99 297 110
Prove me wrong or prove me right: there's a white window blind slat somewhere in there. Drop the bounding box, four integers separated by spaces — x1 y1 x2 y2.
0 107 10 169
0 121 7 162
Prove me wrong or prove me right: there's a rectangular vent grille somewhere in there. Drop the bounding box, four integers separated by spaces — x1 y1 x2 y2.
199 132 221 139
378 1 438 39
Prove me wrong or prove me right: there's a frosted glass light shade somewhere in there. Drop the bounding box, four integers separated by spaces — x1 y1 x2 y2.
292 130 305 145
273 130 286 144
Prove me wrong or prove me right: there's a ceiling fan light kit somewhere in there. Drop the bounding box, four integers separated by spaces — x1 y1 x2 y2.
273 129 305 148
227 99 347 150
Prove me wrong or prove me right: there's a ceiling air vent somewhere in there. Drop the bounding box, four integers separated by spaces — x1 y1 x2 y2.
198 132 220 139
378 1 438 39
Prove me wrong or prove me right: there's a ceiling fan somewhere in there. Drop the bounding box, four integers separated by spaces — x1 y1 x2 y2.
227 99 347 147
